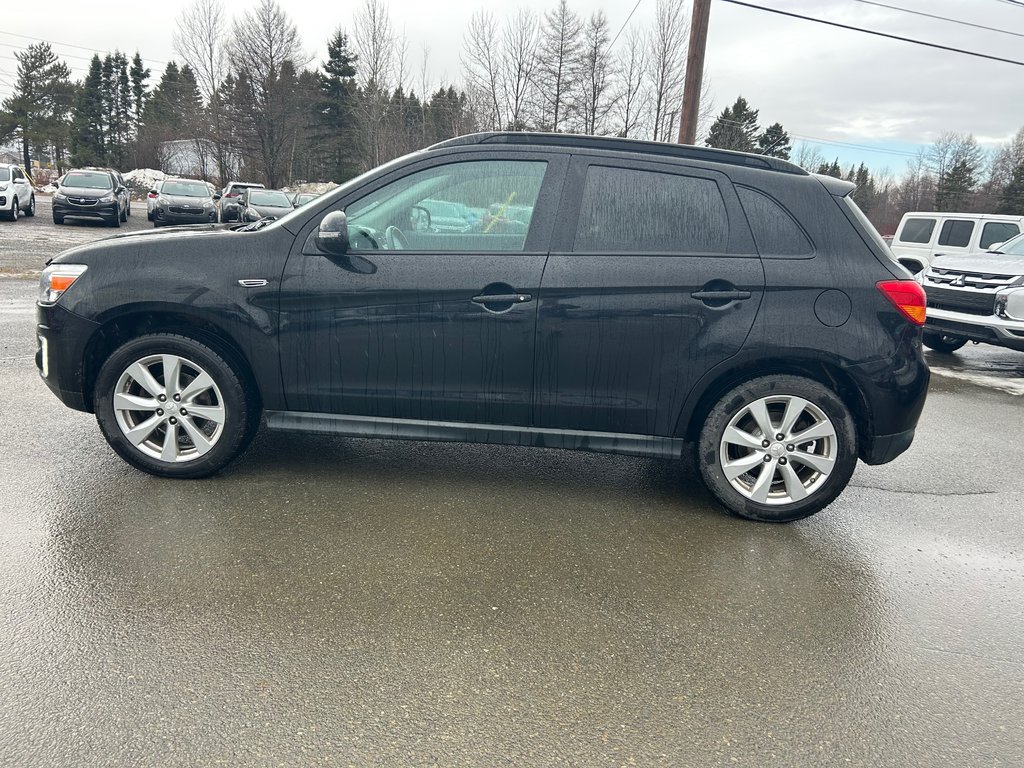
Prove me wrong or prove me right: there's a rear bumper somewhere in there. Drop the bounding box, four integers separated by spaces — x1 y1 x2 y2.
36 301 100 413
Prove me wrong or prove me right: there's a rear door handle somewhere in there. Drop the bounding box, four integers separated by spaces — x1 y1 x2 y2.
472 293 532 304
690 290 751 302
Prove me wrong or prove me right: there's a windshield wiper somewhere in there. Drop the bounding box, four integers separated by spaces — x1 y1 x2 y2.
240 216 276 232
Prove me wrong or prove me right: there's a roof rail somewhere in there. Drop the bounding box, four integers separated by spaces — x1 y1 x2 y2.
428 131 808 175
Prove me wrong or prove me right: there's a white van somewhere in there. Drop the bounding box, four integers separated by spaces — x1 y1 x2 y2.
889 212 1024 273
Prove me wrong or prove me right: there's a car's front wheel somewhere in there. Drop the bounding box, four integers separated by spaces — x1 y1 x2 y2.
5 197 17 221
697 376 858 522
94 334 259 478
922 331 967 354
25 195 35 217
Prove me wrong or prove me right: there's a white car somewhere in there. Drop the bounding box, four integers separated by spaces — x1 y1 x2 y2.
0 163 36 221
890 211 1024 274
146 179 163 221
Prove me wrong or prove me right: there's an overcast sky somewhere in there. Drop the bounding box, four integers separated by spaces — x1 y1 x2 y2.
2 0 1022 173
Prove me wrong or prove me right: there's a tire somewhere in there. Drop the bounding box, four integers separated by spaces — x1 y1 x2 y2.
5 197 17 221
109 213 121 228
922 331 967 354
94 334 259 478
120 204 128 222
697 375 858 523
153 219 162 228
53 215 64 225
147 210 154 221
25 195 35 217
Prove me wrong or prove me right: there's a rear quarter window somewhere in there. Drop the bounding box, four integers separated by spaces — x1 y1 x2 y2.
736 186 813 257
573 165 728 253
980 222 1020 249
898 218 936 244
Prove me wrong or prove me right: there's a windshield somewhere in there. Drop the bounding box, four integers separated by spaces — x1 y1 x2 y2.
0 168 9 182
994 232 1024 256
248 190 291 207
162 181 209 197
63 171 113 190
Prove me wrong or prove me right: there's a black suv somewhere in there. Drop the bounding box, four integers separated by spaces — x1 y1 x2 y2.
36 133 929 522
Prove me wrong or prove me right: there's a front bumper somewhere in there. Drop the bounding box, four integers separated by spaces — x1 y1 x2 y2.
925 307 1024 352
36 301 101 413
53 198 119 221
155 207 218 225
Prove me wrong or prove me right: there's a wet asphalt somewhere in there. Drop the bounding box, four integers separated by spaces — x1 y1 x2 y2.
1 217 1023 765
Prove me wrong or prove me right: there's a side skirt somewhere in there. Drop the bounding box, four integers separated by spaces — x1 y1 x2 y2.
264 411 686 460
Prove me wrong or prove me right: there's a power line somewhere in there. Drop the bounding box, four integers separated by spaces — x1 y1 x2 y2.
0 29 167 67
609 0 645 49
718 0 1024 66
849 0 1024 39
709 114 923 158
991 0 1024 8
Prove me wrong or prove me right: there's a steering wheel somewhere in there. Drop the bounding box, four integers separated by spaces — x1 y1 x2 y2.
350 225 382 250
385 225 410 250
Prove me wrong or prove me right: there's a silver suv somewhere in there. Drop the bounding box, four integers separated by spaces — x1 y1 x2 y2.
0 163 36 221
921 232 1024 353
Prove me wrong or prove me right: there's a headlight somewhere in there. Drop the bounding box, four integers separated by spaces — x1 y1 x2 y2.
99 193 115 203
39 264 88 304
0 183 8 191
1002 288 1024 321
54 192 67 200
157 197 170 206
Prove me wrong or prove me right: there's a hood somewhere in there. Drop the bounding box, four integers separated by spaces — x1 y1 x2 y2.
58 185 113 199
51 224 234 263
250 203 292 215
931 251 1024 275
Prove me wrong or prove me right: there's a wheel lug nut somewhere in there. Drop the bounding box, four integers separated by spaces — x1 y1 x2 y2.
776 433 784 441
173 394 181 402
787 444 794 452
762 440 770 448
169 417 177 425
156 409 164 416
763 455 771 463
779 457 787 465
180 409 187 416
158 394 166 402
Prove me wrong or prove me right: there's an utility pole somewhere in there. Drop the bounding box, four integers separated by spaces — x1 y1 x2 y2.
678 0 712 145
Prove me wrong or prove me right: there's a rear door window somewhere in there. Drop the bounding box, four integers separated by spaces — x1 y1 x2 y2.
898 218 936 244
937 219 974 248
736 186 813 257
573 165 729 253
980 222 1020 250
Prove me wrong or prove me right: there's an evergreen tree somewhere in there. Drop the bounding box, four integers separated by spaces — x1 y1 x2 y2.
757 122 790 158
1 43 73 171
69 55 107 166
129 53 150 125
934 157 976 211
816 158 842 178
851 163 877 214
705 96 759 153
317 30 360 181
996 161 1024 215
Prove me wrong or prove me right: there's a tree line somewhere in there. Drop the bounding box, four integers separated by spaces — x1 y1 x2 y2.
2 0 1023 228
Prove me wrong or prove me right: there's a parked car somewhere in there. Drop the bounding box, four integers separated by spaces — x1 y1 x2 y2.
151 178 220 227
889 211 1024 274
219 181 265 222
52 168 129 226
291 192 318 207
920 231 1024 353
238 188 293 221
146 180 163 221
35 132 929 523
0 163 36 221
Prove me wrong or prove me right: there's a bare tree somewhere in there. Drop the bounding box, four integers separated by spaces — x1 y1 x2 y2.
502 9 538 132
614 27 646 138
791 142 826 173
174 0 232 184
228 0 307 186
462 9 504 131
576 10 615 135
535 0 583 132
353 0 397 167
986 126 1024 191
647 0 688 142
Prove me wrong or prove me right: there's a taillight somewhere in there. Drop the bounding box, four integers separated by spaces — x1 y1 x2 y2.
147 192 157 198
225 192 238 198
877 280 926 326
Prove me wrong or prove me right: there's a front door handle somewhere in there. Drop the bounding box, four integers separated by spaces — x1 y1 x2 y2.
690 289 752 302
472 293 532 304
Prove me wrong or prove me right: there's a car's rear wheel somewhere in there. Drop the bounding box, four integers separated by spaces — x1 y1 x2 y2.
5 197 17 221
94 334 259 478
120 204 128 222
697 376 857 522
922 331 967 354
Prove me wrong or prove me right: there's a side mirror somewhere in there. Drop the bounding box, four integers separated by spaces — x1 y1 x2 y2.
316 211 350 256
213 193 221 201
244 208 260 222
